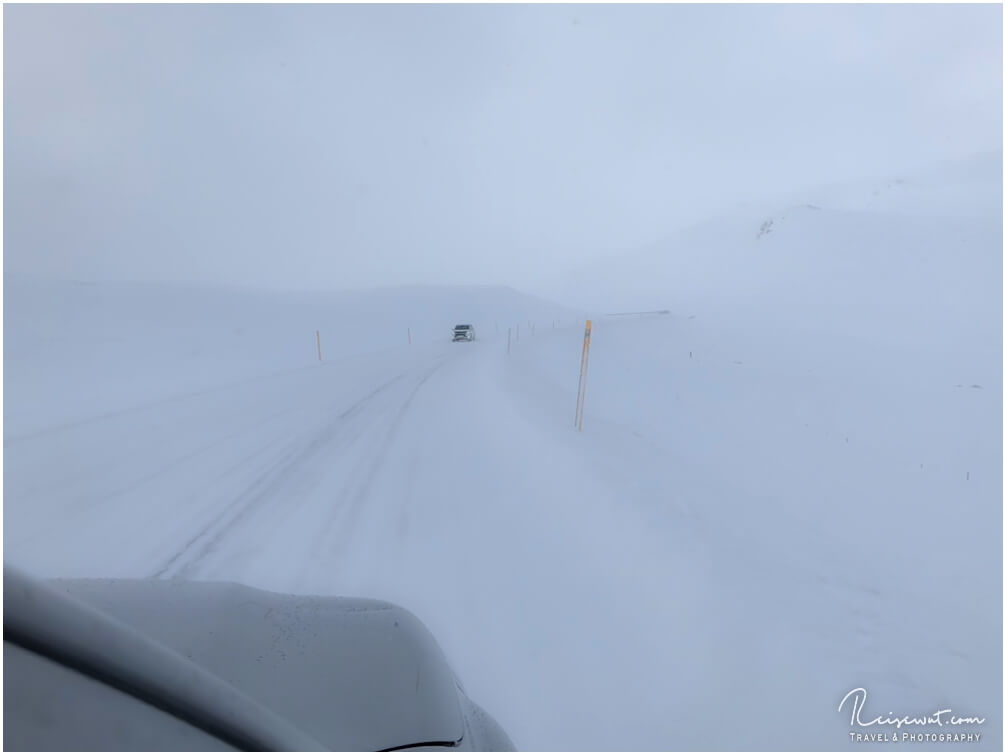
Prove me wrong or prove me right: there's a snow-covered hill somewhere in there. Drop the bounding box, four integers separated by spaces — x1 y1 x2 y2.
544 151 1001 362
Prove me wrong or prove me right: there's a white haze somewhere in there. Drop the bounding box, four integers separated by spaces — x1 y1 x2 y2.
3 3 1002 291
3 3 1002 752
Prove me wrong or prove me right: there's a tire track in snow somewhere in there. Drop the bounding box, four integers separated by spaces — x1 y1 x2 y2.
4 362 325 447
301 357 446 581
11 402 305 529
150 372 409 579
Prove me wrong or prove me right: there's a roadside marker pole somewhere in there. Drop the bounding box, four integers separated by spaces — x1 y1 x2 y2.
516 324 520 342
316 330 323 362
574 320 593 431
507 327 511 355
579 323 592 432
408 327 412 345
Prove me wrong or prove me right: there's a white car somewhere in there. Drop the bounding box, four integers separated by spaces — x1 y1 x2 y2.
452 324 475 342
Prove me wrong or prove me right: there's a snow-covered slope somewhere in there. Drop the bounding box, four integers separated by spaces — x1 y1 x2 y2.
545 151 1001 362
516 151 1001 748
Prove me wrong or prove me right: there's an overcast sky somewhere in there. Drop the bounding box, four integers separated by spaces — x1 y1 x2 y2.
4 3 1002 291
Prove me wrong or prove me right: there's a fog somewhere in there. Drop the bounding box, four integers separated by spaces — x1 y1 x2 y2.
3 3 1002 291
4 5 1002 749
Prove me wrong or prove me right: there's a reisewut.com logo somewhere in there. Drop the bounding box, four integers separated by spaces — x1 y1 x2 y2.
838 687 986 744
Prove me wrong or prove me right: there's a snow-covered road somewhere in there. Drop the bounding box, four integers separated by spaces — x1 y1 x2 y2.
5 344 446 580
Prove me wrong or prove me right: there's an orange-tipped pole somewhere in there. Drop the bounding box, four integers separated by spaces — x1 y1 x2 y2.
575 320 593 430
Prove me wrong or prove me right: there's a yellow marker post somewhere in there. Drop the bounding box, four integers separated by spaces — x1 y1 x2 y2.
574 320 593 431
316 330 323 362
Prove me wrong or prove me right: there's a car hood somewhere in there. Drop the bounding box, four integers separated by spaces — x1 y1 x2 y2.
49 578 466 751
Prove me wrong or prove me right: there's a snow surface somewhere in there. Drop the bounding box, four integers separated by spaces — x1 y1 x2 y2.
3 154 1002 750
